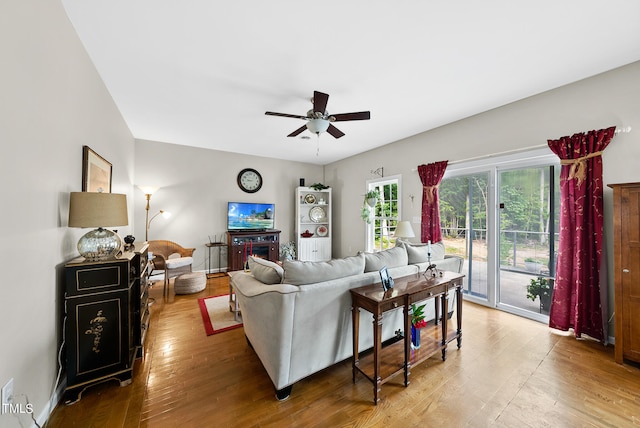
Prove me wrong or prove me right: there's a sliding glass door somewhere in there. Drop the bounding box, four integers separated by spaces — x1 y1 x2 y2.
439 149 559 322
497 166 559 316
440 173 489 300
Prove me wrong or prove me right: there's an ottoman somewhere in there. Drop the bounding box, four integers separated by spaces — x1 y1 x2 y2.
174 272 206 294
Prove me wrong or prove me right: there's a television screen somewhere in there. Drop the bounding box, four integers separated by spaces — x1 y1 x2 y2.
227 202 275 230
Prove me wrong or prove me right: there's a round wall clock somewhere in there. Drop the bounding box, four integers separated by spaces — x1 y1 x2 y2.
237 168 262 193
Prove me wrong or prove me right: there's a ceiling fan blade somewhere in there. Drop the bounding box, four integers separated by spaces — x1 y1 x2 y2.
265 111 308 120
331 111 371 122
327 124 345 139
287 125 308 137
313 91 329 114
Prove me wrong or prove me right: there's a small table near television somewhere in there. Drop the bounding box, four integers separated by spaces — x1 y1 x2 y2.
206 241 227 278
226 229 281 272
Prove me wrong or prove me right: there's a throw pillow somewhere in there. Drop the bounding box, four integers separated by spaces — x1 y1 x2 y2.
282 253 365 285
362 246 408 272
397 240 446 263
248 256 284 285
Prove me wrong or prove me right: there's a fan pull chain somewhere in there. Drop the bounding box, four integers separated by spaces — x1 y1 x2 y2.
316 134 320 156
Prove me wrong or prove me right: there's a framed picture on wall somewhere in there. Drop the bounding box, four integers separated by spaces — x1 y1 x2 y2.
82 146 112 193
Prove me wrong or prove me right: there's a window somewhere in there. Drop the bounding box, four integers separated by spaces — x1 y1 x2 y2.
366 176 400 252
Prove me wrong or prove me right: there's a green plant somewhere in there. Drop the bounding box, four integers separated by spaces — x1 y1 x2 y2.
365 189 380 200
361 189 381 223
526 277 551 302
524 257 536 262
361 205 372 223
280 241 296 260
410 303 427 328
309 183 329 191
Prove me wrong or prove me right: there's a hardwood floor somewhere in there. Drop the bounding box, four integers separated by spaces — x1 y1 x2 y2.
47 275 640 427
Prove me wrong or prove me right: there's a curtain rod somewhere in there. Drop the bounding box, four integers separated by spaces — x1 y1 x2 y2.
447 145 548 166
412 126 632 169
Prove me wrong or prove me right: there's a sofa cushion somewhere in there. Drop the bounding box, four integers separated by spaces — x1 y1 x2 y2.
415 256 463 274
165 256 193 269
362 246 408 272
282 254 365 285
248 256 284 285
398 240 446 264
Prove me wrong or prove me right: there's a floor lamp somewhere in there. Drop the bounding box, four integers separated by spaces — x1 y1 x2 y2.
139 187 171 242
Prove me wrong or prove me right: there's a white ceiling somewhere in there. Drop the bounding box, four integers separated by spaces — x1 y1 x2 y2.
61 0 640 165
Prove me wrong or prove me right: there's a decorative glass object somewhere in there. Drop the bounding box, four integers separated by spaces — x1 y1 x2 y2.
411 324 421 349
77 227 123 261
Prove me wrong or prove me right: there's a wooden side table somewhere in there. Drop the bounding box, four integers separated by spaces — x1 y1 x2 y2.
206 242 226 278
350 271 464 404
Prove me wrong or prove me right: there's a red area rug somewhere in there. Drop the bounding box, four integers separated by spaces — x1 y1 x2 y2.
198 294 243 336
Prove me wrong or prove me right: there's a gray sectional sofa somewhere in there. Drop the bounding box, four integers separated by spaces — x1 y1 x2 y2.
229 240 464 400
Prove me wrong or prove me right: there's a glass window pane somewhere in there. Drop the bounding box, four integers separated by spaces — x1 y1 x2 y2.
498 166 558 315
440 173 489 299
368 179 399 251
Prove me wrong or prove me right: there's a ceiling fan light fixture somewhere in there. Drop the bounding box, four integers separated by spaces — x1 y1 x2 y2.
306 118 330 134
265 90 370 140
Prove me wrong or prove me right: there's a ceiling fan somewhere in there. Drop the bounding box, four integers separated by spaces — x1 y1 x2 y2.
265 90 370 139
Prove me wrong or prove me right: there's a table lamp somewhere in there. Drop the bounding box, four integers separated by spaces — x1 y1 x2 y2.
68 191 128 260
393 220 415 241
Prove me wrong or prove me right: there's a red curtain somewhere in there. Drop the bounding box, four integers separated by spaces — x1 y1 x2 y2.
547 126 615 342
417 161 448 243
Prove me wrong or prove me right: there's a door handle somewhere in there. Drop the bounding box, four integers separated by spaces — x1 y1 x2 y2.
623 269 630 273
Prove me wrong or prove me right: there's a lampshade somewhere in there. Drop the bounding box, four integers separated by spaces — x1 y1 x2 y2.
69 192 128 227
137 185 159 196
69 192 128 260
393 221 415 239
306 118 330 134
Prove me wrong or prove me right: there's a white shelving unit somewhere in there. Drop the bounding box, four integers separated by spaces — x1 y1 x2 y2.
295 186 332 261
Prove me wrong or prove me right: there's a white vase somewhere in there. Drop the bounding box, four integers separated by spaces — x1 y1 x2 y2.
367 197 377 207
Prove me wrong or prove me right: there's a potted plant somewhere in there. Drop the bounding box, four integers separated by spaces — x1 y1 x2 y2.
409 303 427 349
280 241 296 261
365 189 380 207
309 183 329 191
361 190 380 223
526 276 552 311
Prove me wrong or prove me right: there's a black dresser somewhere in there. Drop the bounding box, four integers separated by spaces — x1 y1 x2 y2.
63 243 150 403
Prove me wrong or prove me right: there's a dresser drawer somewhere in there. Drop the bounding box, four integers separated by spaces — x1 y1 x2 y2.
66 260 129 297
410 283 447 303
379 296 404 312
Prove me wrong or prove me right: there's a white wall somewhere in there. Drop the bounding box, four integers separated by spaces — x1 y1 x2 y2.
0 1 134 426
134 139 324 271
325 61 640 338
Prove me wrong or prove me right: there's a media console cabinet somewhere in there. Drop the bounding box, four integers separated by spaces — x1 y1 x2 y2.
227 229 280 271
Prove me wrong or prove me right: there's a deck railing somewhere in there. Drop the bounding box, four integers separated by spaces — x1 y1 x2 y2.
442 227 558 275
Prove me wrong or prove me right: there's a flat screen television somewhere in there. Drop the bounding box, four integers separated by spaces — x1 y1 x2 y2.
227 202 275 231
